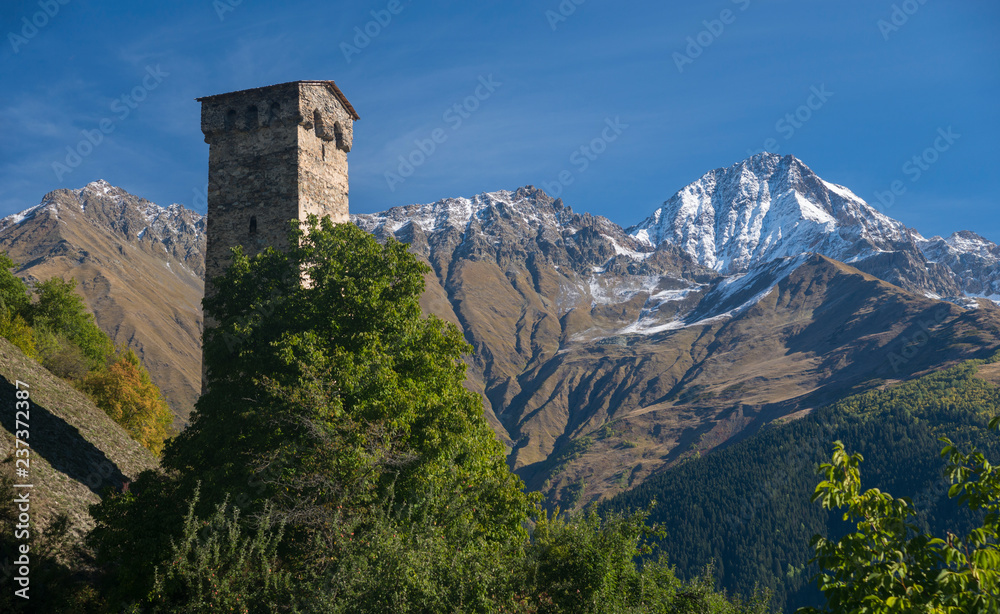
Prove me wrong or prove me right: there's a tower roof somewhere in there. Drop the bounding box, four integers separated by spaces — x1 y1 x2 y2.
196 80 360 120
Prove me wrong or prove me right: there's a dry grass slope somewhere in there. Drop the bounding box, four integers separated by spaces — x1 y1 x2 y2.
0 337 157 543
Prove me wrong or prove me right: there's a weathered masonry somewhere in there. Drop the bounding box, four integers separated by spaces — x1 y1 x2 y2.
197 80 359 297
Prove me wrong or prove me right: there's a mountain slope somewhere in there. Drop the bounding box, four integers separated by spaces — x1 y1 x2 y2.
603 357 1000 612
0 336 158 543
504 255 1000 505
628 154 904 272
0 181 205 424
355 187 718 441
354 183 1000 506
917 230 1000 300
3 156 997 509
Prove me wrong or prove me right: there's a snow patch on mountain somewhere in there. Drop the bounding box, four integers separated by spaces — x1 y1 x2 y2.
589 274 663 307
354 188 655 265
362 190 559 237
0 181 206 278
2 201 49 226
617 285 702 335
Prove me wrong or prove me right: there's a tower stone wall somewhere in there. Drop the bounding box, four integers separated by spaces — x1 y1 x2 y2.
198 80 358 296
197 81 358 390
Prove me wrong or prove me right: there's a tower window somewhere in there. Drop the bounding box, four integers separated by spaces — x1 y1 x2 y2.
266 101 280 125
249 215 258 236
224 109 237 131
334 122 345 150
313 109 325 139
245 105 259 130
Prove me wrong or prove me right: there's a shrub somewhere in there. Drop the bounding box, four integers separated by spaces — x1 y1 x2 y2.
79 348 173 455
149 488 292 613
0 310 36 358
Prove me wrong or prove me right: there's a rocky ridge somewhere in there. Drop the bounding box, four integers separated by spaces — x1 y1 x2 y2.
353 158 1000 505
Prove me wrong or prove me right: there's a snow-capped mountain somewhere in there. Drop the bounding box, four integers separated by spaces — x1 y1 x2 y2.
917 230 1000 300
354 186 725 334
354 186 659 273
627 153 910 274
1 179 205 276
626 153 996 301
2 159 997 510
353 174 1000 509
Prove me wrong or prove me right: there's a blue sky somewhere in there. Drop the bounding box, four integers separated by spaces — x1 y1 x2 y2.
1 0 997 241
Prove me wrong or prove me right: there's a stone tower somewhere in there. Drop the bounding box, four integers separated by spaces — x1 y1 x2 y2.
197 80 359 296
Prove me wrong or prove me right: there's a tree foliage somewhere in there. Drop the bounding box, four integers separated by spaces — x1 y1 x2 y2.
517 508 771 614
167 216 535 539
79 348 174 455
800 427 1000 613
28 277 114 375
0 309 36 358
0 253 35 357
0 252 30 317
0 252 169 454
92 218 538 610
147 487 293 613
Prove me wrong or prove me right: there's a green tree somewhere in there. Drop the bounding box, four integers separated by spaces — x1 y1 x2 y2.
28 277 114 377
91 217 537 611
147 487 293 613
168 216 534 535
88 217 765 613
517 508 770 614
0 253 30 317
0 253 35 355
0 309 36 357
800 428 1000 614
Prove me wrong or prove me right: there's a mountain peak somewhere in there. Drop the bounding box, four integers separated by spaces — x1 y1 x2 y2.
354 185 568 238
83 178 115 193
627 154 909 275
1 181 205 276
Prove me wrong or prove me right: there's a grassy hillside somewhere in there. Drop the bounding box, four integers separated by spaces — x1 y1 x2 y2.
0 335 157 545
603 354 1000 612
